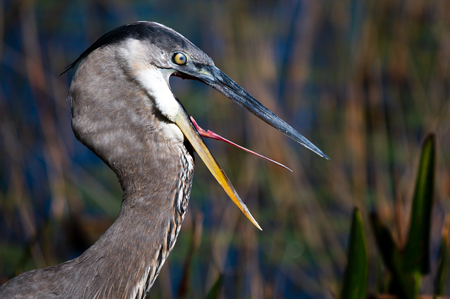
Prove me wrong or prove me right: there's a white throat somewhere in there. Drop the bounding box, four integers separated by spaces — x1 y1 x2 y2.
135 65 184 143
120 38 185 143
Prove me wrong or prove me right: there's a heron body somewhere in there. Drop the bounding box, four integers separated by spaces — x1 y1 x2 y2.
0 21 327 298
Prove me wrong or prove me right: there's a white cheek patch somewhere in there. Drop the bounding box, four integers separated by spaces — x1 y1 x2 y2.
135 67 180 122
121 39 185 143
134 66 184 143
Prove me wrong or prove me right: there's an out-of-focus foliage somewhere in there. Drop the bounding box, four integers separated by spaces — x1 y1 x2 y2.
340 208 367 299
369 134 435 299
435 217 450 297
404 134 435 275
370 212 418 298
1 0 449 298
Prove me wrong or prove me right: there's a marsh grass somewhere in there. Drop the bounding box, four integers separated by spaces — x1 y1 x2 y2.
0 0 449 298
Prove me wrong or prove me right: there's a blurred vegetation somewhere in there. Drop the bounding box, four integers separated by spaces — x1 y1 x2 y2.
1 0 450 298
341 208 367 299
368 134 437 298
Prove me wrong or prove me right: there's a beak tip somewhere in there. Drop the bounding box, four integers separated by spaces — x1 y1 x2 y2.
308 144 330 160
253 219 263 231
242 205 263 230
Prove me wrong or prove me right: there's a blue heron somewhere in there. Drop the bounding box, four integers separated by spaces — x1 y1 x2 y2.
0 21 328 298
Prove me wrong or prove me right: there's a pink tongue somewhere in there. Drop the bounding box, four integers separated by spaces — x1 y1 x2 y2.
190 116 292 172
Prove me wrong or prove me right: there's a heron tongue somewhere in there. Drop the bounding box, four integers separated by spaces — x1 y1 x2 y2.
173 106 262 230
189 117 292 172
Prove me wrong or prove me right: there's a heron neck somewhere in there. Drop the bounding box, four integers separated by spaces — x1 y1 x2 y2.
67 50 196 297
74 144 194 298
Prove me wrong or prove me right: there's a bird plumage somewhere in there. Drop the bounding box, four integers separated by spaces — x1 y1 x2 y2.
1 22 197 299
1 21 327 298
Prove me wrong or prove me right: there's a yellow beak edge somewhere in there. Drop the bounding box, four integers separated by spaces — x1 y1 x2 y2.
174 107 262 231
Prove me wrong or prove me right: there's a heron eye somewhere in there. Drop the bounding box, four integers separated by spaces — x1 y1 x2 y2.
173 53 187 65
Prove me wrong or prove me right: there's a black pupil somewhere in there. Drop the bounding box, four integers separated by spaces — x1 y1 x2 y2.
178 55 185 62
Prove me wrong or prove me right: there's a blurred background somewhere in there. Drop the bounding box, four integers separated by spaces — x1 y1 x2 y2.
1 0 449 298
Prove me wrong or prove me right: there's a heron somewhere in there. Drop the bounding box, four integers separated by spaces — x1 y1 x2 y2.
0 21 328 298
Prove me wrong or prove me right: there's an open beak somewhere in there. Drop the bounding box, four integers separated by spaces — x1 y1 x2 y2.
173 104 262 230
182 64 329 160
173 64 329 230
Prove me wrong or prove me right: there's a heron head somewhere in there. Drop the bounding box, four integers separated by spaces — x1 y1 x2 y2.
64 21 328 230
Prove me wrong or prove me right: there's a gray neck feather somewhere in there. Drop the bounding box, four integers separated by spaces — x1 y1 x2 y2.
0 45 194 299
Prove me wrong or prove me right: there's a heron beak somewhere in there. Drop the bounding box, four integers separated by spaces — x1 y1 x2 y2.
172 63 327 230
187 65 329 160
173 104 262 230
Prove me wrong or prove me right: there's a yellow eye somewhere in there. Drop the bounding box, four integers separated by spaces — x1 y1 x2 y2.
172 53 187 65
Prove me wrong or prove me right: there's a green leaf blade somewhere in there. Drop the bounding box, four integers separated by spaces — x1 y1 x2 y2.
404 134 436 274
340 208 368 299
